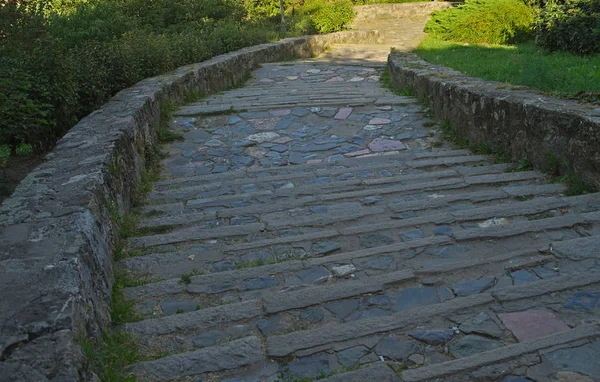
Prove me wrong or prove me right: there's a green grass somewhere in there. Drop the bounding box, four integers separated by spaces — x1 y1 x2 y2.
415 35 600 102
81 330 139 382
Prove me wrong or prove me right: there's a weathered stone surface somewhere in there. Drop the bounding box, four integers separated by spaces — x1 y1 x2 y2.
312 241 341 254
543 340 600 378
375 337 419 361
132 337 264 379
286 354 332 379
409 329 455 345
393 287 439 311
161 300 199 316
324 363 401 381
452 278 495 297
459 311 504 339
498 310 569 342
449 335 503 358
337 346 369 367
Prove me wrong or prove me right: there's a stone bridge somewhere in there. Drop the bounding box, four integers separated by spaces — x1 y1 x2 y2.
2 3 600 381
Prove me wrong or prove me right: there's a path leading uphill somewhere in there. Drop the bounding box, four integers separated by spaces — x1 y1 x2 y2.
118 8 600 382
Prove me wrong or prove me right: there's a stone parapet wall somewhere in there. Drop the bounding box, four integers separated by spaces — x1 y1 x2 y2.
0 32 367 381
387 53 600 188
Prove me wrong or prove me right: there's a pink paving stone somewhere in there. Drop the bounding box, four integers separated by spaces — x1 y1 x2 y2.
334 107 353 120
368 138 406 152
325 76 344 83
369 117 392 125
307 159 323 165
260 78 274 83
269 109 291 117
272 137 292 144
344 149 370 157
377 106 393 111
498 310 569 342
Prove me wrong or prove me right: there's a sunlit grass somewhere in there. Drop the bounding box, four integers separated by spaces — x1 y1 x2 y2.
415 35 600 102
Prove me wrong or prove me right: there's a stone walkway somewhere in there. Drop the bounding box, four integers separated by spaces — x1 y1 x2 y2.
118 10 600 382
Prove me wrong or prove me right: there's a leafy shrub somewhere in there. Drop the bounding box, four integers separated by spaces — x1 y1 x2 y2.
535 0 600 55
0 0 358 160
0 58 53 155
300 0 355 34
425 0 535 45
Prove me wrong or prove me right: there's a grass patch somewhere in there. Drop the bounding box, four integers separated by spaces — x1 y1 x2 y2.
415 35 600 103
111 270 150 324
81 330 139 382
505 158 533 172
381 67 415 96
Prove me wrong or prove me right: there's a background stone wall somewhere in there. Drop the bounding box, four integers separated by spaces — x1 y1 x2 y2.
0 32 375 381
388 53 600 188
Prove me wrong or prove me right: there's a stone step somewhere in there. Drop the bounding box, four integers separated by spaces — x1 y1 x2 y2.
152 150 473 191
130 336 264 380
400 324 600 382
154 148 472 185
122 236 449 299
265 270 600 357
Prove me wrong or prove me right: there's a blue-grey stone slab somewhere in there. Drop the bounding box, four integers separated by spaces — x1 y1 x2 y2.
189 330 225 347
337 346 370 367
286 353 331 379
212 259 236 272
360 233 394 248
401 229 425 241
300 308 324 323
409 329 455 345
357 256 394 270
242 277 278 291
325 299 359 319
449 335 503 358
347 308 391 321
161 300 198 316
296 267 330 284
257 316 286 335
374 338 419 361
310 206 327 214
564 292 600 312
363 294 391 307
312 241 341 255
433 225 453 236
452 277 495 297
511 270 539 284
393 287 440 311
363 196 384 206
543 340 600 378
231 216 257 225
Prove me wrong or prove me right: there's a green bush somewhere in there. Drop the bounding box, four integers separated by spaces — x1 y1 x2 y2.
425 0 535 45
0 0 358 158
300 0 355 34
535 0 600 55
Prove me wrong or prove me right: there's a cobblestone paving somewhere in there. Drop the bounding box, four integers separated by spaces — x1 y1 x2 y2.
119 23 600 382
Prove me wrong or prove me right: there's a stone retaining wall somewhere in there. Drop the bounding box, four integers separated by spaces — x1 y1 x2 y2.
388 53 600 188
0 32 376 381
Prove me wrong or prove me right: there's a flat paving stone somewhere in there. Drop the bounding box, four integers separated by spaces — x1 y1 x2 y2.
393 287 440 311
460 311 504 339
161 300 198 316
409 329 455 345
452 277 495 297
564 291 600 312
543 340 600 378
286 353 331 379
375 338 419 361
360 233 394 248
312 241 341 255
449 335 503 358
337 346 370 367
368 137 406 152
498 310 569 342
324 299 359 319
300 308 325 323
296 267 331 284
